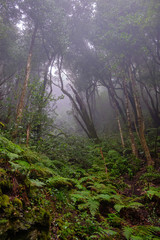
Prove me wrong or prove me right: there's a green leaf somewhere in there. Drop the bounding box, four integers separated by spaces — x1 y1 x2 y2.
15 160 31 169
29 179 46 187
123 226 134 240
114 204 125 212
88 199 100 216
96 194 111 201
130 236 143 240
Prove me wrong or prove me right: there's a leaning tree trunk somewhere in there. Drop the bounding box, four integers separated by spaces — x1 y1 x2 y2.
129 67 154 166
69 85 100 142
15 25 38 128
57 59 99 143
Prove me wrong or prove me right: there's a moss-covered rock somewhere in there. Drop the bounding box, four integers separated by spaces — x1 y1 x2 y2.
0 194 10 208
12 197 23 208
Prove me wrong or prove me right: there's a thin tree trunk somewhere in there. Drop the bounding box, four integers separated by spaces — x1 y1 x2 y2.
16 25 38 126
26 123 31 146
134 118 140 141
129 67 154 166
117 114 125 149
123 77 138 157
112 99 125 149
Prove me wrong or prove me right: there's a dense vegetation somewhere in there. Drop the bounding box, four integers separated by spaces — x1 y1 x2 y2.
0 0 160 239
0 133 160 239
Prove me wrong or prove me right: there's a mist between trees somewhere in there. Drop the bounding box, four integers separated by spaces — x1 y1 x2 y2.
0 0 160 166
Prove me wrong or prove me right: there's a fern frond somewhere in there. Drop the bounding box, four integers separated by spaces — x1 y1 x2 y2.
71 190 90 202
15 160 31 169
146 189 160 199
114 204 125 212
78 199 99 216
127 202 144 209
88 199 99 216
0 135 23 154
123 226 133 240
29 179 46 187
95 194 111 202
46 176 74 189
79 176 95 184
9 161 29 173
130 236 143 240
1 150 19 160
114 201 143 212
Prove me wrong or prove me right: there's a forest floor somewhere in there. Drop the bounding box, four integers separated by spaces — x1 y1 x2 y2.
0 135 160 239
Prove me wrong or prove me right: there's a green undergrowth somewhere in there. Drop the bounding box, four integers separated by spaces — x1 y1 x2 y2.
0 135 160 239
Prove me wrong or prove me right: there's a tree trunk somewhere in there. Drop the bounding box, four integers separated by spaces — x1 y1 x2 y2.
26 123 31 146
123 77 138 157
57 59 99 143
117 115 125 149
112 100 125 149
36 56 55 141
129 67 154 166
16 25 38 126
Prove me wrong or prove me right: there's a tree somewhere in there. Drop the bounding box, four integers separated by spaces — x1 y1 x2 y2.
54 56 99 142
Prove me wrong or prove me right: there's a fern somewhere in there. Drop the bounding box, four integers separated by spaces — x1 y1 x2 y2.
15 160 31 169
71 190 100 215
46 176 74 189
29 179 46 187
22 149 42 164
71 190 91 202
95 194 111 202
79 176 96 184
114 204 125 212
101 183 117 195
123 225 160 240
0 149 19 160
30 164 56 178
146 188 160 199
141 172 160 181
123 226 134 240
71 191 113 216
78 199 100 216
87 182 107 192
9 161 29 174
90 228 117 239
130 236 143 240
0 135 23 154
114 201 143 212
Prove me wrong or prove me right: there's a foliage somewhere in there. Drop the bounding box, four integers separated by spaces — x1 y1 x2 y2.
0 135 160 239
123 225 160 240
0 135 23 154
145 187 160 200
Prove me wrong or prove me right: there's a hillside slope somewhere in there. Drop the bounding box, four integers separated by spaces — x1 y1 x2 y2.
0 135 160 239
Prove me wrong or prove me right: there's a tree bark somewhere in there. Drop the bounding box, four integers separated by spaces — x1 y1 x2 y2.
129 67 154 166
26 123 31 146
112 99 125 149
16 25 38 126
123 77 138 157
